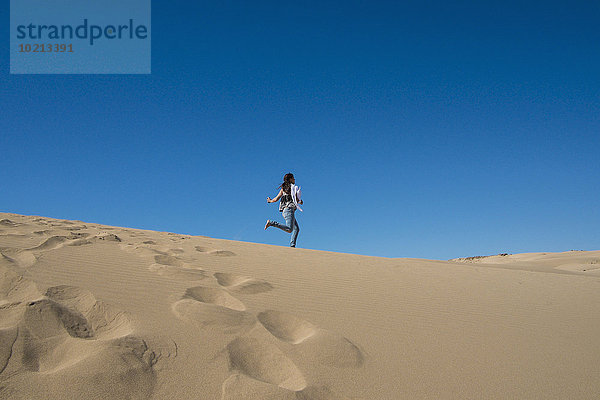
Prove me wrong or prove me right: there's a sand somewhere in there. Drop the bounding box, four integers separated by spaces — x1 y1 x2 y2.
0 212 599 399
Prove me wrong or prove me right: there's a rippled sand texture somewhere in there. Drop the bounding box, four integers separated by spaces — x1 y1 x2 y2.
1 212 599 399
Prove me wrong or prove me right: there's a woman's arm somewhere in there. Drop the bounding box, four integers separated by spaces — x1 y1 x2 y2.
267 189 284 203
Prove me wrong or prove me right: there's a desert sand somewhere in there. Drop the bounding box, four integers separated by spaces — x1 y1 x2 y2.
0 212 599 399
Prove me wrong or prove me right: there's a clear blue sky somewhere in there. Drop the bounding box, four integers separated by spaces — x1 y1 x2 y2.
1 1 598 260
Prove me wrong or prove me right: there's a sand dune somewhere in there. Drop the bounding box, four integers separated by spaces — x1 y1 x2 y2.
0 212 599 399
450 251 600 275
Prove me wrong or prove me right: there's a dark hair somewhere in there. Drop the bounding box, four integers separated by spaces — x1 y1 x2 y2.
278 173 294 194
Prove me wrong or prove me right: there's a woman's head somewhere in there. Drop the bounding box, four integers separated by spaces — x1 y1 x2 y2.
284 173 295 184
280 173 295 193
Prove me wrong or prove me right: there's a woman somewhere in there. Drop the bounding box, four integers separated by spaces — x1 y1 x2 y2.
264 173 303 247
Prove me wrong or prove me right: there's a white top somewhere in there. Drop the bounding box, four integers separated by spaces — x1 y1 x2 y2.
290 184 303 212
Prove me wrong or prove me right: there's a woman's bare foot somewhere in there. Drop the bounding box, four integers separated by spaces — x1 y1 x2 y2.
264 220 271 230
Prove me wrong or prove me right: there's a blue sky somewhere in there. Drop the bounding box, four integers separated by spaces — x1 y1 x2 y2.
1 1 598 259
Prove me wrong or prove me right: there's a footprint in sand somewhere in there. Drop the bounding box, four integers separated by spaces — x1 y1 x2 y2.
23 298 94 340
257 311 317 344
172 286 255 334
149 264 207 280
21 233 97 251
28 235 70 251
154 254 186 268
257 310 364 369
0 302 28 330
214 288 361 398
221 374 352 400
0 248 37 269
150 254 207 280
119 243 207 281
1 233 125 269
221 373 297 400
0 219 20 227
170 269 362 397
8 234 121 255
1 283 155 386
303 332 364 369
0 263 41 326
214 273 274 294
221 341 359 399
0 327 18 375
195 246 236 257
0 267 43 370
133 245 187 259
183 286 246 311
43 285 133 340
67 233 120 247
5 325 157 398
172 299 255 334
226 336 306 391
119 243 163 257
